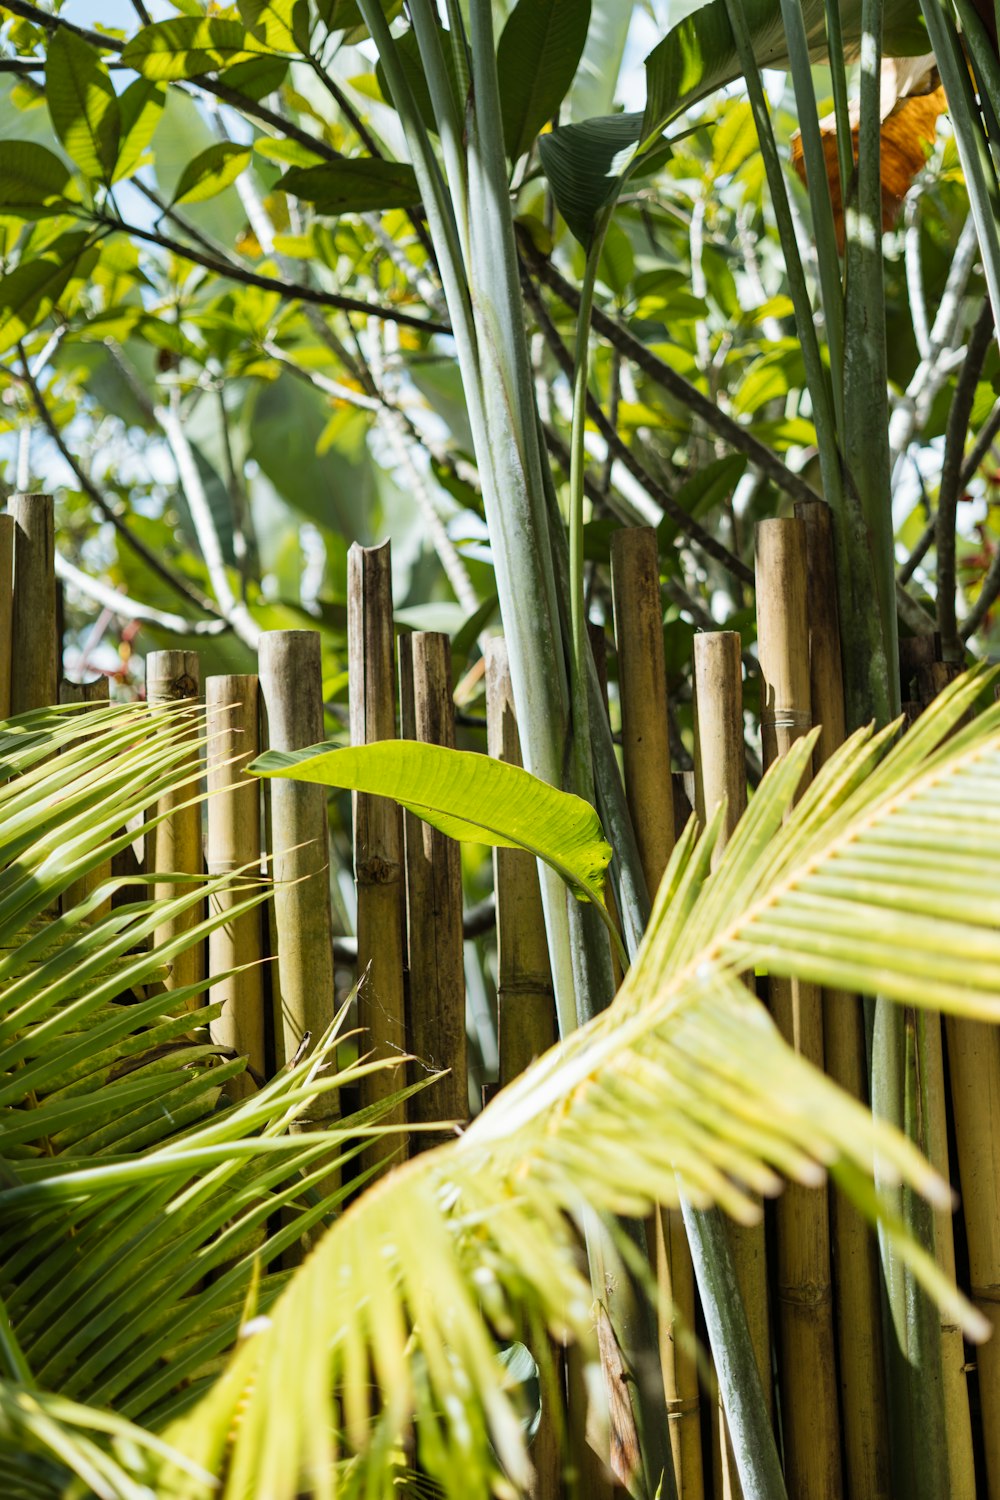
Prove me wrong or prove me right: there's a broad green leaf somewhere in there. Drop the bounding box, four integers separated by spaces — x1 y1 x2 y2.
238 0 311 51
537 111 644 245
0 140 74 219
276 158 421 215
639 0 930 146
317 0 403 37
45 28 120 184
254 136 325 168
497 0 592 161
112 77 166 184
375 22 466 138
120 18 276 83
171 142 253 206
659 454 748 549
251 739 613 907
0 231 90 355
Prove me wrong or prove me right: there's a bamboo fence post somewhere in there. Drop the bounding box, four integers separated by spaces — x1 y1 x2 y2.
795 498 892 1500
485 639 556 1086
945 1013 1000 1499
0 513 13 720
347 543 407 1163
755 518 842 1500
59 677 112 919
146 651 204 1006
611 527 703 1500
206 675 265 1100
692 632 771 1500
9 493 57 713
398 631 467 1134
258 631 337 1090
485 637 562 1500
923 1010 977 1500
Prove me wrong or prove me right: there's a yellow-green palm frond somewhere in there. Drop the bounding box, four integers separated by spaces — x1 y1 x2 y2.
0 701 417 1497
163 667 1000 1500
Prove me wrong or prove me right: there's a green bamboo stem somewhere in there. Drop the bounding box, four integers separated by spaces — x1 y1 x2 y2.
718 0 891 732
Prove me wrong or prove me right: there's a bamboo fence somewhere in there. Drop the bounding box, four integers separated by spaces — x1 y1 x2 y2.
6 489 1000 1498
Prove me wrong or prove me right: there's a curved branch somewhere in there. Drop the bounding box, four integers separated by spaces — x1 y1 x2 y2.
55 554 228 637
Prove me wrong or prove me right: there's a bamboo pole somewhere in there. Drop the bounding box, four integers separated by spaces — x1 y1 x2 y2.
945 1014 1000 1499
922 1011 976 1500
258 631 337 1083
0 513 13 721
206 675 265 1100
754 518 842 1500
693 632 771 1500
398 631 467 1134
9 493 57 713
59 677 112 919
795 498 892 1500
486 638 556 1085
611 527 702 1500
146 651 204 1006
347 543 407 1163
485 637 562 1500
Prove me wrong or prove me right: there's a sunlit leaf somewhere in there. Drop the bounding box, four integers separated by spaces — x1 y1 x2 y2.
251 739 614 907
276 158 421 215
172 142 254 206
45 27 120 184
120 18 276 83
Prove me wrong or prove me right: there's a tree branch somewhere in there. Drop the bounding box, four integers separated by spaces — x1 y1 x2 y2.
56 553 227 637
937 298 995 659
92 214 448 335
522 244 826 512
521 271 753 585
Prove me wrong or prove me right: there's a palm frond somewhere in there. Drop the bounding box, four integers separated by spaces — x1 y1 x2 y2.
163 668 1000 1500
0 702 418 1496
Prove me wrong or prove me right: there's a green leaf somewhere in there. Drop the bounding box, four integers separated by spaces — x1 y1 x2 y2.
113 77 166 184
537 111 644 245
0 231 90 355
120 18 276 83
375 23 466 139
251 739 613 907
497 0 592 162
276 158 421 214
238 0 311 51
639 0 929 146
171 142 253 206
318 0 403 37
0 140 74 219
659 453 747 549
45 27 120 184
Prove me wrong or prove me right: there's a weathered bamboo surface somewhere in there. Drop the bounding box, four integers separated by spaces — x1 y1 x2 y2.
755 517 842 1500
348 542 407 1163
146 649 204 1006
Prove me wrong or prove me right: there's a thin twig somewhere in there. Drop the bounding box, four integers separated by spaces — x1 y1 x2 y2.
937 299 995 658
960 398 1000 492
522 272 753 584
93 214 448 335
524 245 826 511
14 353 222 618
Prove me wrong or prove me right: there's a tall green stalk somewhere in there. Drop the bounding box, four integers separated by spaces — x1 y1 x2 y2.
720 0 891 729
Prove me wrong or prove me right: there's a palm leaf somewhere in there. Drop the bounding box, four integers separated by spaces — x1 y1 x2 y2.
0 702 417 1496
162 667 1000 1500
